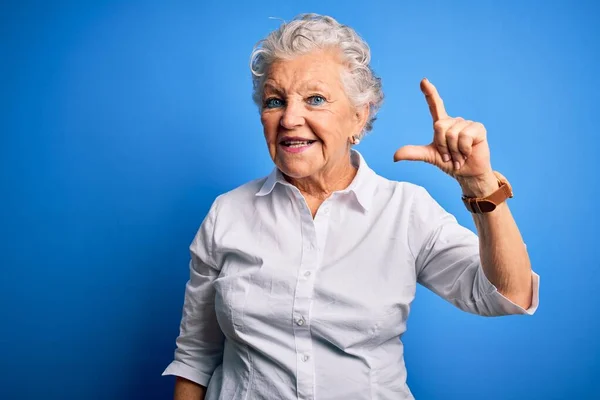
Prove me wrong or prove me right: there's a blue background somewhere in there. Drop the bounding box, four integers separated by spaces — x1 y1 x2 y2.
1 1 598 399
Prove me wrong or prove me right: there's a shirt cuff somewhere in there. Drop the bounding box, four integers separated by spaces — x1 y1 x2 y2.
162 360 211 387
479 270 540 316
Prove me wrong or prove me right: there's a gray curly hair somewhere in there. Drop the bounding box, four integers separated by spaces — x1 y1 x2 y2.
249 13 384 137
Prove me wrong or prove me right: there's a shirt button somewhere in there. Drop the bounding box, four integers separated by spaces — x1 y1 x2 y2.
322 207 330 215
302 354 310 362
304 271 312 278
296 317 305 326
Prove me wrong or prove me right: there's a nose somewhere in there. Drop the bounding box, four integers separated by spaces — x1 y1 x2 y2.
280 100 305 129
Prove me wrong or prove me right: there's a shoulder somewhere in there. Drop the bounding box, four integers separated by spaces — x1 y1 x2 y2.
370 170 432 204
371 174 462 246
367 170 454 225
208 175 269 219
190 176 268 257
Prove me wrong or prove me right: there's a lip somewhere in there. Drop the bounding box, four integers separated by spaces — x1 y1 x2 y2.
278 136 318 154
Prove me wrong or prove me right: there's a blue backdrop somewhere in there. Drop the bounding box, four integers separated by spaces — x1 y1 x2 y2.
1 1 598 399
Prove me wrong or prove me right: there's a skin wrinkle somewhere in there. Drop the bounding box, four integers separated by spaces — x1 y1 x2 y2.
171 14 536 400
260 48 368 216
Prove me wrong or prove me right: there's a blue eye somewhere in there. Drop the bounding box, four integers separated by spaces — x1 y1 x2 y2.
308 96 326 106
265 98 284 109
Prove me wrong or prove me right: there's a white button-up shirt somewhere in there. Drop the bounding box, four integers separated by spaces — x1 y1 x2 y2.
163 150 540 399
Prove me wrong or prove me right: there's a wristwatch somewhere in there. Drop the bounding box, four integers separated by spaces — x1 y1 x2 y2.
462 171 513 214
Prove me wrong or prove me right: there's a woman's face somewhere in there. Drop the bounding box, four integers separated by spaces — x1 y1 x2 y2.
260 49 367 180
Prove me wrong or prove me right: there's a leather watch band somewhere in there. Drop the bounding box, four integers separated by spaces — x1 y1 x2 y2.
462 171 513 214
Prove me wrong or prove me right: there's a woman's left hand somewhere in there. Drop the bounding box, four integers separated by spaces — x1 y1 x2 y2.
393 78 494 181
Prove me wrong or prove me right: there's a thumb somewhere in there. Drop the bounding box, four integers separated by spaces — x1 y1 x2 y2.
393 144 436 163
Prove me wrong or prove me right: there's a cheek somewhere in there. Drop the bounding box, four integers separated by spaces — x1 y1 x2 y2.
308 114 333 139
311 116 347 146
261 114 279 142
339 108 358 130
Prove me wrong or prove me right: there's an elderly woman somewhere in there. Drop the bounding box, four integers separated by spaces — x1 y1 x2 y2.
163 13 539 400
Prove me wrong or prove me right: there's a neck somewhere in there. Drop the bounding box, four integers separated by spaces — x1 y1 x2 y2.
285 152 357 201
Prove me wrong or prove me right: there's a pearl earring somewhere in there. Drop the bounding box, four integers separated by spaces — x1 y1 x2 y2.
350 135 361 145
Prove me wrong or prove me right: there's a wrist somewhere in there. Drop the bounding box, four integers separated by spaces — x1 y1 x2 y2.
458 171 499 198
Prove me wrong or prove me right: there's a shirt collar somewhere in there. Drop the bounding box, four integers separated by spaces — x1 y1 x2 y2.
255 149 377 212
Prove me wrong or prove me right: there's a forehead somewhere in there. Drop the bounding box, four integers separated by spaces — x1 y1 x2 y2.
265 49 346 92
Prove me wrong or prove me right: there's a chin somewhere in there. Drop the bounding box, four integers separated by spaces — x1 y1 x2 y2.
276 158 319 179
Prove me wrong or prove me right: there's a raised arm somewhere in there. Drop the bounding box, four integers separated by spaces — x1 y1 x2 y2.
395 78 535 310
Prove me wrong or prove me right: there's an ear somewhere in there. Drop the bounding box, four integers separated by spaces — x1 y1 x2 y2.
355 104 370 134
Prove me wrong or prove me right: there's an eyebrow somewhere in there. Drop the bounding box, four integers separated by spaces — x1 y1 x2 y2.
263 82 283 94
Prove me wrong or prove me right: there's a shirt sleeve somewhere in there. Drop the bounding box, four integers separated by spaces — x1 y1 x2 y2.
162 200 225 386
408 185 540 317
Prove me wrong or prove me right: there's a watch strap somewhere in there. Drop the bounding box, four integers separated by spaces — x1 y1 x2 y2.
462 172 513 214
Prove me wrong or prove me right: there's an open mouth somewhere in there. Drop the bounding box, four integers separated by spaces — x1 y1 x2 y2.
280 139 317 148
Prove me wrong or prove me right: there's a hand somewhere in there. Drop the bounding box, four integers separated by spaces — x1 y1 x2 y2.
393 78 494 180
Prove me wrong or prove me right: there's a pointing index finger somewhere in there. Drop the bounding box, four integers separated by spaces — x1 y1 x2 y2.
421 78 448 121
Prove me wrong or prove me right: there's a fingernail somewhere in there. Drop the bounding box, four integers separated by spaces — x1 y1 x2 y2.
454 161 460 170
442 154 450 162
